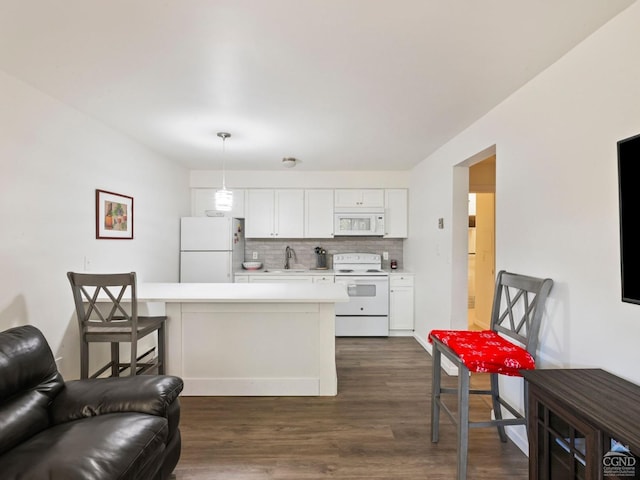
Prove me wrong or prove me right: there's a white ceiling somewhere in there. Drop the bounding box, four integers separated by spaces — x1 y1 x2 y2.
0 0 634 171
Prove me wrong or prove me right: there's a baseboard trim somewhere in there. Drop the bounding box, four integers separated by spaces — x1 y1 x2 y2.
182 377 321 396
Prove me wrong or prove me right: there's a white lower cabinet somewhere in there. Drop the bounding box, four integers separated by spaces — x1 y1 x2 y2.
389 273 414 332
234 274 335 284
249 275 313 283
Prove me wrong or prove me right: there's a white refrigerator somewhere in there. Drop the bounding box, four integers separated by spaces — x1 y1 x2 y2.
180 217 245 283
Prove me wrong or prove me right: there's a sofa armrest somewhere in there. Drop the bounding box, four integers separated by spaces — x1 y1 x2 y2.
50 375 183 425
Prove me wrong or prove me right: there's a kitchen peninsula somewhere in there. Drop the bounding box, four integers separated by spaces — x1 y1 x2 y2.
136 282 348 396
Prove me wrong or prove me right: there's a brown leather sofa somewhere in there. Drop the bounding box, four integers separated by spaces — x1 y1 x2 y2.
0 325 183 479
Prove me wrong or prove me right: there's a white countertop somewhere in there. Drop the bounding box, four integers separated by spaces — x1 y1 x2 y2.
236 268 334 275
137 282 348 303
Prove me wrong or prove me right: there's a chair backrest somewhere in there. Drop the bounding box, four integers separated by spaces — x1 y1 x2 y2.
490 270 553 359
67 272 138 332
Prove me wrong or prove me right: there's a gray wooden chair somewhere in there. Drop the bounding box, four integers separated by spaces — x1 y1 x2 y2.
429 270 553 480
67 271 166 379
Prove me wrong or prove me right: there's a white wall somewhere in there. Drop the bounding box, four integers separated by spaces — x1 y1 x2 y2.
407 1 640 448
0 71 190 379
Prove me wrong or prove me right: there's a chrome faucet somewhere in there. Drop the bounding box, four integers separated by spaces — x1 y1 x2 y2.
284 246 295 269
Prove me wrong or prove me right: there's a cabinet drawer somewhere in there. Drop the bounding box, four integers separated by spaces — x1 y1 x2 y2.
312 275 335 283
390 275 414 287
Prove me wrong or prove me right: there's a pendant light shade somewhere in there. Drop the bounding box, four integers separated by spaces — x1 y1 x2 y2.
215 132 233 211
215 188 233 211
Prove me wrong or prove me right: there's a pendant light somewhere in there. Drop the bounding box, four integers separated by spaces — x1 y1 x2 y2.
215 132 233 211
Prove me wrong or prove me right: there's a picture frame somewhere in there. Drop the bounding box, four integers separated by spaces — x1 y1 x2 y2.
96 189 134 239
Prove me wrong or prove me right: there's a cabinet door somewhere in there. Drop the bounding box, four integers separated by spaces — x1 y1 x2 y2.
275 189 304 238
245 189 275 238
385 189 408 238
360 189 385 208
305 189 334 238
335 189 384 208
390 284 414 330
529 391 598 480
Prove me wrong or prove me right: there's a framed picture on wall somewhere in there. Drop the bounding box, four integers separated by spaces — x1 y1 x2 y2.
96 189 134 239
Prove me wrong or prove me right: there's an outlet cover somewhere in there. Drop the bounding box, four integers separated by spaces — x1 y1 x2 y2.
252 251 258 260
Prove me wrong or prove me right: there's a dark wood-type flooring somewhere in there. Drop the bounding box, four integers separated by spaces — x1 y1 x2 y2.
173 337 528 479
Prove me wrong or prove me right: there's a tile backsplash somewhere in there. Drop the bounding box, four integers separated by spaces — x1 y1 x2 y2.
245 238 404 270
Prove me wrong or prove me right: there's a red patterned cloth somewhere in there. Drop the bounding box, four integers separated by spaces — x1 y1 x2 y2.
429 329 535 377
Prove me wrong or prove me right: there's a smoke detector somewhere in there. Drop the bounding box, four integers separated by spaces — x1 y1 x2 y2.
282 157 297 168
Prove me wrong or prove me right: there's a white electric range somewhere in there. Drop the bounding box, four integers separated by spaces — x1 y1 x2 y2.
333 253 389 336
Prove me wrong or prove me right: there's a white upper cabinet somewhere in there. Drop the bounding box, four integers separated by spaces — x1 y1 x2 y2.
384 189 408 238
305 189 334 238
191 188 245 218
275 189 305 238
334 189 384 210
245 189 304 238
195 187 408 239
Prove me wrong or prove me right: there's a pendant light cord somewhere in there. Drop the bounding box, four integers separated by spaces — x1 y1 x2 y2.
221 135 227 190
217 132 231 190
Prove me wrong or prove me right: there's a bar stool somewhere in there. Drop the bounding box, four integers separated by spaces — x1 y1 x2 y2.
67 271 166 379
429 270 553 480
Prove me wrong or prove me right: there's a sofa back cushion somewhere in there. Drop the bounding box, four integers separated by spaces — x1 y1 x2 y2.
0 325 64 455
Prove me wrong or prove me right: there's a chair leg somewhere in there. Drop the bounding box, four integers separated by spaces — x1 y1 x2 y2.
490 373 507 442
130 338 138 376
158 323 166 375
523 379 530 437
111 342 119 377
431 343 442 443
457 364 470 480
80 338 89 379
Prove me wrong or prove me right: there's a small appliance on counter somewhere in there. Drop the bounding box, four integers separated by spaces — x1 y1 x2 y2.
314 246 328 269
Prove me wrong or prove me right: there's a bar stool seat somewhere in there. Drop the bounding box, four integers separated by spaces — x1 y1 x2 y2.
429 329 535 376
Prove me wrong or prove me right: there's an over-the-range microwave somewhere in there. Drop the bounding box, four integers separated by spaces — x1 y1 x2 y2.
334 210 385 236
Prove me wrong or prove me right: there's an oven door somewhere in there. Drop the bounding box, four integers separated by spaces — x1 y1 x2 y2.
334 275 389 316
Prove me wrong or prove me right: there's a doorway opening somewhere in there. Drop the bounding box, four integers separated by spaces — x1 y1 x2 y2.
468 156 496 329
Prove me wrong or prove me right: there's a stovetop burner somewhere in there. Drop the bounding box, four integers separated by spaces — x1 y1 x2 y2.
333 253 388 276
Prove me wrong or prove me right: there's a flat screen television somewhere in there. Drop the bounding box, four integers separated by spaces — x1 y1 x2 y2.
618 133 640 304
